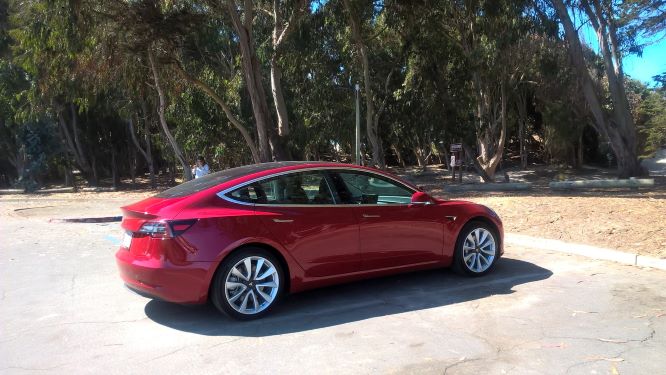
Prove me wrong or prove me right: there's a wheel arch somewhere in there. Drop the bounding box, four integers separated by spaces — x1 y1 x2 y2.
459 215 502 249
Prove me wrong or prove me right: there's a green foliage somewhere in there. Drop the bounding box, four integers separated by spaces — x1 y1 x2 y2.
636 87 666 157
1 0 664 186
15 120 60 191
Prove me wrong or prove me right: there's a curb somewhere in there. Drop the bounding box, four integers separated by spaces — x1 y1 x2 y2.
549 178 654 190
443 182 532 193
0 189 24 195
505 233 665 271
48 216 122 223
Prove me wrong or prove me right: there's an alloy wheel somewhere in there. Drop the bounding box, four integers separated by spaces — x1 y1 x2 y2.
224 256 280 315
462 228 496 273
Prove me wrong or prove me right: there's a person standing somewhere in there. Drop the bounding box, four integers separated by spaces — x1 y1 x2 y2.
192 155 210 179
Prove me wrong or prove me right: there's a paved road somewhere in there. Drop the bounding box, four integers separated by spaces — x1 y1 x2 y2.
1 211 665 374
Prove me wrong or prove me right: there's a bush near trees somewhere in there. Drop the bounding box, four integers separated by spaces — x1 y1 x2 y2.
0 0 664 189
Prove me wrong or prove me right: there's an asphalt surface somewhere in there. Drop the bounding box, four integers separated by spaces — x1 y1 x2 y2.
1 206 665 374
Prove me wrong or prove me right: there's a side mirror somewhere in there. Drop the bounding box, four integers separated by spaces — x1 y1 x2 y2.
410 191 432 205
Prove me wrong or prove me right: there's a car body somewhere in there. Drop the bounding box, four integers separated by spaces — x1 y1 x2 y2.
116 161 503 319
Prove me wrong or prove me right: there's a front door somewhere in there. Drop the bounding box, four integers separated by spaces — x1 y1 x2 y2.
328 170 444 270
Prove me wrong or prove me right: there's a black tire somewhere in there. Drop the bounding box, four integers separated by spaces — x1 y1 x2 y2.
211 247 285 320
451 221 500 277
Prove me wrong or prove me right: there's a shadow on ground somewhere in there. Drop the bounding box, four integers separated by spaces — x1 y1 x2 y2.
144 257 552 336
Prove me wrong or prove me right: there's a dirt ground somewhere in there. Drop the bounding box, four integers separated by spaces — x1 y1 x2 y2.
2 165 665 258
453 193 665 258
402 165 666 258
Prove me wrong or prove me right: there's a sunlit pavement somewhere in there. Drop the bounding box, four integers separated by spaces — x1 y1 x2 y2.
1 215 665 374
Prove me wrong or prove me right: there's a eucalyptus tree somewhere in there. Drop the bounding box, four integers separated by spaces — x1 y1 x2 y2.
8 0 99 183
549 0 646 176
278 3 356 160
429 0 533 180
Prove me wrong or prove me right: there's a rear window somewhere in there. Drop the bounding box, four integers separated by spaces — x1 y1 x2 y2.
154 162 307 198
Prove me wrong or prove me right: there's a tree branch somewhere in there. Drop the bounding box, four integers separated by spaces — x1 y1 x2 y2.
274 0 308 49
173 60 260 162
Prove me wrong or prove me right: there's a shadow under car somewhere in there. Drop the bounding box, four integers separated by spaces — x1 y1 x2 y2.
144 257 552 336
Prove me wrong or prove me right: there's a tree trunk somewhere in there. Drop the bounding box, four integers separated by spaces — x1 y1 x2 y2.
57 107 95 185
442 147 450 170
391 144 406 167
475 81 507 182
270 56 290 137
128 115 155 188
516 90 528 169
551 0 642 177
343 0 385 169
148 49 192 181
462 143 492 182
414 149 426 168
141 101 156 189
270 0 307 138
226 0 277 162
69 103 91 178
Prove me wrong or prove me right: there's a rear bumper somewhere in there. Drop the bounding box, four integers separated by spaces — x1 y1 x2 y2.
115 249 215 304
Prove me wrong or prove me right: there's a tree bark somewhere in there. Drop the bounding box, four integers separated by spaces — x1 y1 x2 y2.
516 90 528 169
462 143 492 182
141 100 156 189
474 80 507 181
391 144 406 167
343 0 385 169
57 106 96 185
148 49 192 181
226 0 277 162
551 0 642 177
269 0 307 137
128 116 155 188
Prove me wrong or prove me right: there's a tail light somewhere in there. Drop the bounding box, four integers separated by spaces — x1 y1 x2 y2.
137 219 197 238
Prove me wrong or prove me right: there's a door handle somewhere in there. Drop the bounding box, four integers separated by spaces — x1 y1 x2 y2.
272 219 294 223
362 214 381 218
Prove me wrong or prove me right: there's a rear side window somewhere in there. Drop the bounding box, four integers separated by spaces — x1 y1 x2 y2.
225 171 335 205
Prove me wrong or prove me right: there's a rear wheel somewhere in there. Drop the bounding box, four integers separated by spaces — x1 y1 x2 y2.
211 248 284 320
452 221 499 276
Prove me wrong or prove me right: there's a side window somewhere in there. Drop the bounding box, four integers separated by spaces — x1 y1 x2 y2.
226 184 265 204
332 172 413 205
225 171 335 205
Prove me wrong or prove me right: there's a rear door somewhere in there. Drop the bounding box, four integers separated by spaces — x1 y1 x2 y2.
226 170 360 278
328 170 444 270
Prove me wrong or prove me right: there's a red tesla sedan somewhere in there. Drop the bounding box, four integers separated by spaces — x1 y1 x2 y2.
116 162 503 319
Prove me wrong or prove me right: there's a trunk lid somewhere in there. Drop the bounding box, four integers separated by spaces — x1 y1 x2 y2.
120 196 186 231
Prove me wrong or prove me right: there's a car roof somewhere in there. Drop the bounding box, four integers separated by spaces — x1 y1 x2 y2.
156 161 409 199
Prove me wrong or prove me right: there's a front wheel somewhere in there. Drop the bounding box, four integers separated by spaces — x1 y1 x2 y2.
211 248 284 320
452 221 499 276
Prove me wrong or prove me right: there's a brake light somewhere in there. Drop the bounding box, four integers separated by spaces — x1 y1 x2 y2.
137 219 197 238
138 222 169 238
